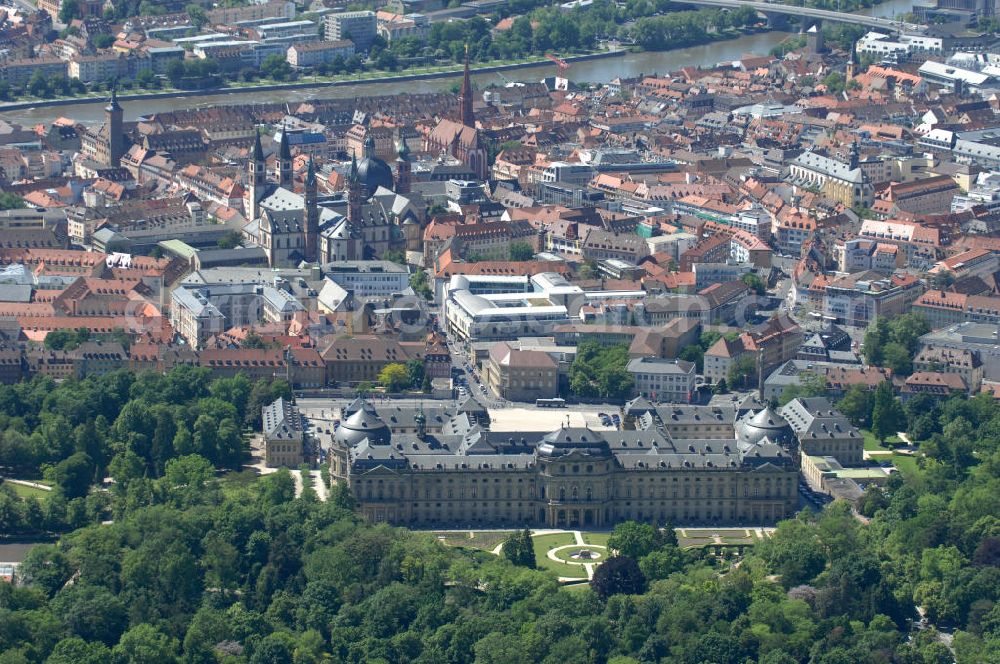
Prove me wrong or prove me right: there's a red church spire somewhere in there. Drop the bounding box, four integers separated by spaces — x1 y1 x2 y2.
459 43 475 128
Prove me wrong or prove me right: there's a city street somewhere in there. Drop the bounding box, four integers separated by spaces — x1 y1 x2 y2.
448 334 506 408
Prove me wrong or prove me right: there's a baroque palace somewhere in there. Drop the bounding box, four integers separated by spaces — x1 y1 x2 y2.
320 397 800 528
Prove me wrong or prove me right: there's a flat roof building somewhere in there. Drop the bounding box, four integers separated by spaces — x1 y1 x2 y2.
324 10 376 52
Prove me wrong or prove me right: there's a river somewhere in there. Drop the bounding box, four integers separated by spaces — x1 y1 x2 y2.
0 0 916 127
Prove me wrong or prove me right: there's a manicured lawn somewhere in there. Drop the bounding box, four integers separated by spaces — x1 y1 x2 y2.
537 558 587 579
7 483 50 501
531 532 576 551
862 430 902 451
531 533 587 579
582 532 610 547
891 453 921 478
861 430 924 480
678 536 716 549
435 531 510 552
563 581 592 592
552 544 607 563
707 529 752 538
677 528 762 549
219 470 261 498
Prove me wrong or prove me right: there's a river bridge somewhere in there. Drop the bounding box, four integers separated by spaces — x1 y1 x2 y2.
679 0 924 33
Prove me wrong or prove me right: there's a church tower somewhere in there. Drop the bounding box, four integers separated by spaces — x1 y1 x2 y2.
363 130 376 159
458 44 475 128
277 127 293 190
247 128 266 220
395 135 411 195
106 87 124 167
846 43 859 83
304 155 319 263
347 151 363 225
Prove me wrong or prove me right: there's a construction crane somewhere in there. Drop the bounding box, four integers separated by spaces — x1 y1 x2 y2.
545 53 570 71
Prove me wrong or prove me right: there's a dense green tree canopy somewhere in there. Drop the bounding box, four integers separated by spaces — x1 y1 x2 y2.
590 555 646 600
568 341 634 400
862 313 929 374
608 521 661 559
0 368 289 535
501 529 536 568
0 367 997 663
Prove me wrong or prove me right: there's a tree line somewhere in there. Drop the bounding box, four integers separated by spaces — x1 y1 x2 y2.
0 360 997 662
14 0 787 103
568 341 634 400
0 367 289 535
3 422 995 663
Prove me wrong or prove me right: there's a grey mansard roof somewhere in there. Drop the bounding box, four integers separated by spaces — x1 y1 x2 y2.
790 150 865 184
779 397 861 443
335 399 392 447
536 427 614 459
262 397 303 441
340 402 796 474
736 406 795 449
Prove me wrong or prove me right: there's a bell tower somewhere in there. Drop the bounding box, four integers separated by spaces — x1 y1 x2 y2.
395 135 411 195
458 44 475 128
348 151 363 224
363 130 376 159
105 87 124 167
277 127 293 189
247 128 266 220
304 155 319 262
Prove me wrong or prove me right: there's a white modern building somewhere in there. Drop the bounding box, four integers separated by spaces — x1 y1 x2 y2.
646 231 698 260
857 31 943 60
537 162 595 187
918 60 991 92
323 260 409 298
324 10 377 52
443 272 645 343
443 274 576 343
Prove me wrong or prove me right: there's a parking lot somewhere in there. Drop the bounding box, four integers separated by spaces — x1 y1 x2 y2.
488 407 619 432
798 481 832 510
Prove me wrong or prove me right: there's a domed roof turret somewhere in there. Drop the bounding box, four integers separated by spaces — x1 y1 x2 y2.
736 406 794 448
356 156 394 194
335 399 392 447
350 131 394 195
536 427 612 459
396 136 411 161
106 86 121 112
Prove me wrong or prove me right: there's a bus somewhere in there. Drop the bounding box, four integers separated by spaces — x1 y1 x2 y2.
536 398 566 408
